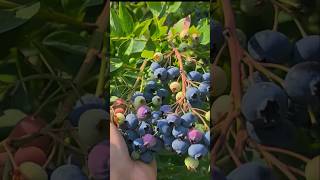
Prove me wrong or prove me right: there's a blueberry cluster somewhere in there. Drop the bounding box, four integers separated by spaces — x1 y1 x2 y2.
239 33 320 149
248 31 320 64
114 99 210 169
112 53 211 170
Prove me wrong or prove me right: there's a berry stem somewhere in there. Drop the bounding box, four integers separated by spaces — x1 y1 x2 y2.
251 141 297 180
43 142 57 168
2 141 18 170
225 143 242 167
272 4 279 31
242 52 285 86
128 59 148 100
260 62 290 72
271 0 307 38
213 42 227 66
260 145 310 163
220 0 243 111
173 48 187 99
95 52 107 97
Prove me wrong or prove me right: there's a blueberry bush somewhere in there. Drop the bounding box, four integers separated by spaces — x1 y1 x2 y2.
0 1 108 179
212 0 319 180
109 2 211 179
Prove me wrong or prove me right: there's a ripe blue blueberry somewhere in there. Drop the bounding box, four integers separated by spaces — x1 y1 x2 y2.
157 119 172 136
203 131 210 146
172 126 188 138
186 87 201 102
187 71 203 82
154 67 168 81
124 113 139 129
284 61 320 106
162 135 174 150
167 66 180 80
293 35 320 63
188 144 208 159
150 62 161 72
241 82 288 128
140 151 154 163
248 30 292 64
144 80 157 93
160 105 172 114
138 121 153 136
157 88 169 99
125 130 139 142
198 82 210 95
227 162 277 180
202 73 210 82
171 139 190 155
181 112 197 127
166 114 182 126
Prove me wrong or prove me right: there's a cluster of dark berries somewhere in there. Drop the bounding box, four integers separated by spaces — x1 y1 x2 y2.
0 94 109 180
111 51 211 170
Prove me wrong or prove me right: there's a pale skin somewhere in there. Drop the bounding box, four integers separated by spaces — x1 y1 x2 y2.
110 123 157 180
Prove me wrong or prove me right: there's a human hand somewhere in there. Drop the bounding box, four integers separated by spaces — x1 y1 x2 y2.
110 123 157 180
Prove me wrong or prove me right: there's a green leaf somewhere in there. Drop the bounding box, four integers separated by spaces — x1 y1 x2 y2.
167 2 181 13
110 9 123 36
147 2 164 17
110 58 123 72
198 19 210 45
43 31 88 55
0 74 16 83
141 50 154 59
0 109 26 128
171 17 185 33
133 19 152 36
118 2 134 35
0 2 40 34
125 38 147 55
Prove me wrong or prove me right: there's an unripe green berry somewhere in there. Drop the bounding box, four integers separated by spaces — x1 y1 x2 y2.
176 91 184 101
152 96 162 106
153 52 163 62
115 113 125 125
184 157 199 171
169 82 181 93
134 96 146 108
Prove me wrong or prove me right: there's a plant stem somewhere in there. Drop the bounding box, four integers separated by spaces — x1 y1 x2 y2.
96 54 107 97
260 145 310 163
128 59 148 99
260 62 290 72
272 4 279 31
242 53 285 86
173 48 187 99
271 0 307 37
220 0 243 111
